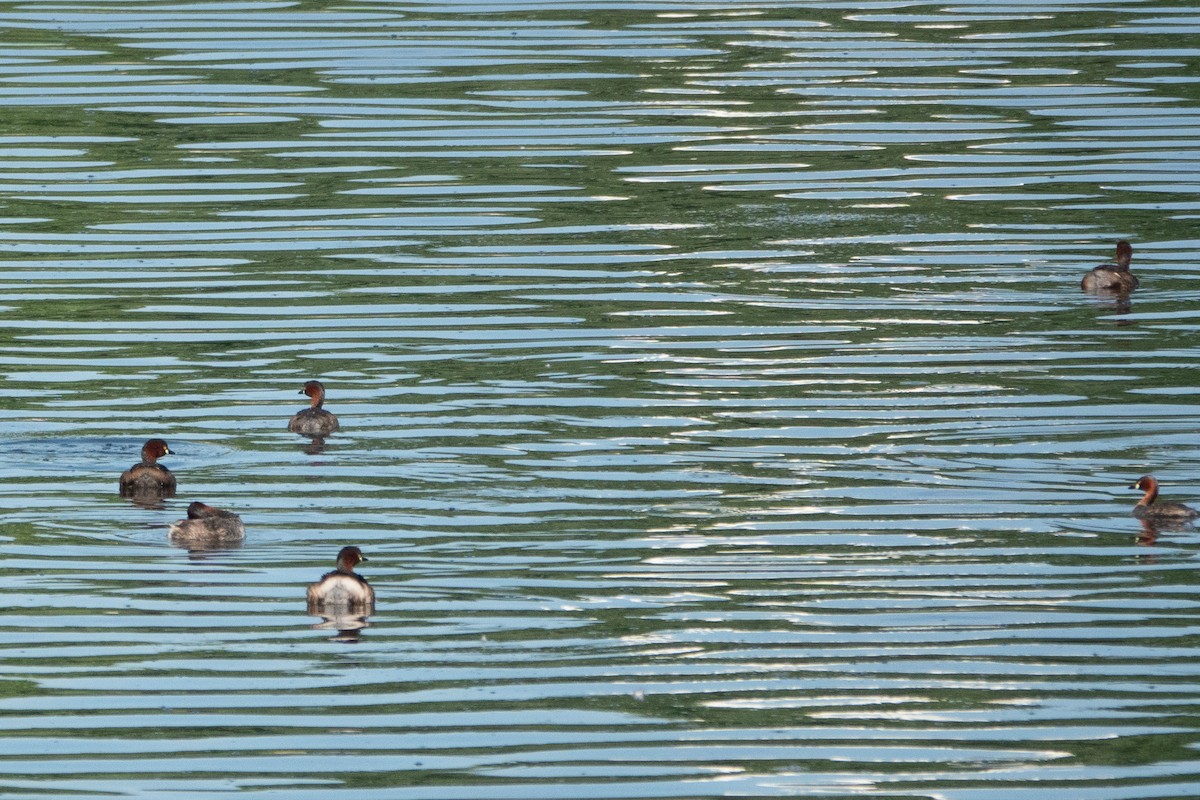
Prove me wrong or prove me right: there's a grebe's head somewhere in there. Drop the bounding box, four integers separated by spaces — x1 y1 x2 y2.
300 380 327 408
141 438 173 463
1130 475 1156 492
186 501 221 519
336 545 367 572
1115 240 1133 268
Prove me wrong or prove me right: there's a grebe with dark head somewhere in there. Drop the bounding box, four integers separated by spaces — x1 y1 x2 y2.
119 438 176 497
1129 475 1199 521
1081 240 1138 294
168 501 245 546
288 380 339 437
307 546 374 612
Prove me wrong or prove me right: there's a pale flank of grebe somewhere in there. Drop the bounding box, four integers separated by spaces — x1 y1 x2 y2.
1130 475 1199 521
307 546 374 612
119 438 176 497
1081 240 1139 293
288 380 339 437
168 501 246 546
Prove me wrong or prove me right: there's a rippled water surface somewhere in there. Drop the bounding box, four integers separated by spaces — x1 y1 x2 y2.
2 0 1200 797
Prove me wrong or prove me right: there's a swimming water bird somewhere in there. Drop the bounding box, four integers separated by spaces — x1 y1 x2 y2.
168 501 245 546
119 438 176 497
1129 475 1199 521
288 380 339 437
307 546 375 612
1081 240 1139 293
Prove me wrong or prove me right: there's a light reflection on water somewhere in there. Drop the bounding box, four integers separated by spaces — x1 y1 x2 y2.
0 1 1197 798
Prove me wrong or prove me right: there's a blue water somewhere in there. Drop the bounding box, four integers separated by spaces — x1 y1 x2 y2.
0 1 1198 798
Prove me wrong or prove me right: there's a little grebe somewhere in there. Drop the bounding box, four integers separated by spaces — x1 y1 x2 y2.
119 438 176 496
1130 475 1199 520
288 380 339 437
307 546 374 611
1081 240 1139 293
168 501 245 545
